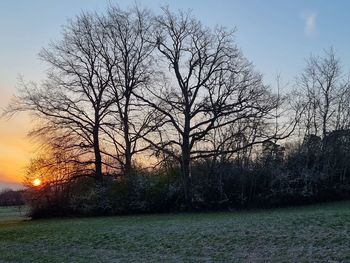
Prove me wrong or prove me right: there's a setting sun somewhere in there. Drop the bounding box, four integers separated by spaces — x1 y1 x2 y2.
32 178 42 187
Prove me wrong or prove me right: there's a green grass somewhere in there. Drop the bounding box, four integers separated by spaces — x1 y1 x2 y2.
0 202 350 262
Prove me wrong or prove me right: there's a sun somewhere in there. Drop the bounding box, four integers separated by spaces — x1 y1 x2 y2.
32 178 42 187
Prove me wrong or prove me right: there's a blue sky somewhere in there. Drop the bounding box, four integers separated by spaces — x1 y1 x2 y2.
1 0 350 96
1 0 350 186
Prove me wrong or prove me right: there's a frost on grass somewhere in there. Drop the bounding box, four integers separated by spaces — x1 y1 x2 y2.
0 203 349 262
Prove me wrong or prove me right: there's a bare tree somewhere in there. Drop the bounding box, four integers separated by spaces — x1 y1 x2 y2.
6 6 161 181
135 8 292 206
99 6 156 176
7 13 115 182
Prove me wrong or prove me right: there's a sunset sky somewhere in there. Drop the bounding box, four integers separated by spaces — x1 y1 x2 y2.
1 0 350 188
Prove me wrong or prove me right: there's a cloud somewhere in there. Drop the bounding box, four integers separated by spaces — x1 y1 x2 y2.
303 12 317 37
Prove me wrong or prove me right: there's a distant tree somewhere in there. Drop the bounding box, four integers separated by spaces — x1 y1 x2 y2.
0 189 24 206
296 48 350 138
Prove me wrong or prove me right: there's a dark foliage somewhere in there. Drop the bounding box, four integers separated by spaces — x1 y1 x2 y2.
25 129 350 218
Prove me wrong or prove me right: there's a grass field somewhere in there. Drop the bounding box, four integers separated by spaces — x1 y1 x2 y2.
0 202 349 262
0 206 27 222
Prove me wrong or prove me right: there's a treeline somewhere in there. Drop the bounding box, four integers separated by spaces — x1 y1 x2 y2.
5 5 350 217
0 189 24 206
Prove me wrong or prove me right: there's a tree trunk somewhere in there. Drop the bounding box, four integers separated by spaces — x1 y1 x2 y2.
123 111 132 176
93 125 103 182
124 134 132 176
181 147 192 209
182 109 192 209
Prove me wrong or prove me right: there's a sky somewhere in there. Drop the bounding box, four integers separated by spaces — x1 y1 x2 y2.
1 0 350 188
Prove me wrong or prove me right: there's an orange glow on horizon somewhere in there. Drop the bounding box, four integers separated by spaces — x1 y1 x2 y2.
0 115 36 185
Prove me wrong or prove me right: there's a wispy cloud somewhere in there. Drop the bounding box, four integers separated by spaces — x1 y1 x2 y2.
303 12 317 37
